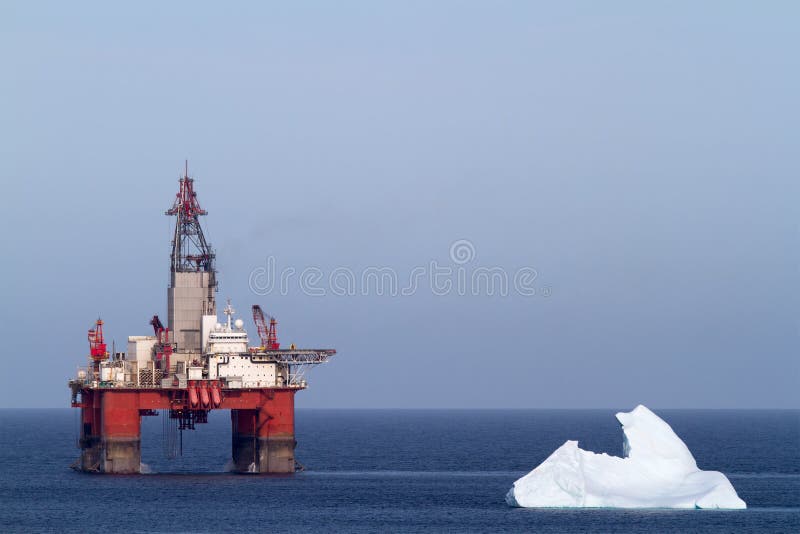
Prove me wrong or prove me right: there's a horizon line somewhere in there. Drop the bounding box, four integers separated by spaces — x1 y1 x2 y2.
2 406 798 411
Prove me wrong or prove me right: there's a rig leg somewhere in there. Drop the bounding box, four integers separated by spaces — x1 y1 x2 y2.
231 409 258 472
79 391 141 473
231 391 296 473
78 391 103 472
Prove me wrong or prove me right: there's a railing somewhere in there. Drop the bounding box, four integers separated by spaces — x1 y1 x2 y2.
250 349 336 365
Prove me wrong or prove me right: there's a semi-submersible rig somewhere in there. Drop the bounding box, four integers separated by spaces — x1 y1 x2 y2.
69 164 335 474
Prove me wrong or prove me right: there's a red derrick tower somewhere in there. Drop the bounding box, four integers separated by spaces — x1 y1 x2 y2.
166 161 215 273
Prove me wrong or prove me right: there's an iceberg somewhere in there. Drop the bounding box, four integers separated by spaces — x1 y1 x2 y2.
505 405 746 509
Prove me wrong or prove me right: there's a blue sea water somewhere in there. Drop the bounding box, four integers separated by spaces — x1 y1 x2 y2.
0 409 797 533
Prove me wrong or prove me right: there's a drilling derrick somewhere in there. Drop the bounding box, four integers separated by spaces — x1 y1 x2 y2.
166 161 217 354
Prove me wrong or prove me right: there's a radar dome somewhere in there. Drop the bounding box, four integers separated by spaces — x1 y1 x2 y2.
214 323 223 331
234 319 244 329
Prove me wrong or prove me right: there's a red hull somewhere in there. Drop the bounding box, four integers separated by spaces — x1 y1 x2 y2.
76 387 298 474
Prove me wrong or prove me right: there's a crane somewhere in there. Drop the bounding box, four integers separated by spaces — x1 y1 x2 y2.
87 317 109 381
88 318 108 361
150 315 174 374
252 305 280 350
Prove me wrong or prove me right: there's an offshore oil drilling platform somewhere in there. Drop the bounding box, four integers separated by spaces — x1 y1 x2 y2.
69 164 335 474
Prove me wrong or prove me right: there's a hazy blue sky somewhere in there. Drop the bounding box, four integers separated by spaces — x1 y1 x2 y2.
1 1 797 408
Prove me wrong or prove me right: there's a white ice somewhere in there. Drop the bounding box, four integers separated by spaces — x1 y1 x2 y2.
505 405 746 509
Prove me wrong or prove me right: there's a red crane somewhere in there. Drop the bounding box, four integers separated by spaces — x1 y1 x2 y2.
88 318 108 362
150 315 174 375
252 305 280 350
87 318 109 380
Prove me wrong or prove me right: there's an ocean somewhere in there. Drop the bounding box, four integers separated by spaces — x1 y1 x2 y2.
1 409 797 532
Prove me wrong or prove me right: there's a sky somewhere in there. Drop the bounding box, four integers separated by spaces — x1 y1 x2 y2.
1 1 798 408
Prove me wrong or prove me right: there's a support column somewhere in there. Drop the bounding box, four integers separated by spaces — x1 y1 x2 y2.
78 390 102 472
99 391 141 473
231 390 296 473
231 408 258 472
